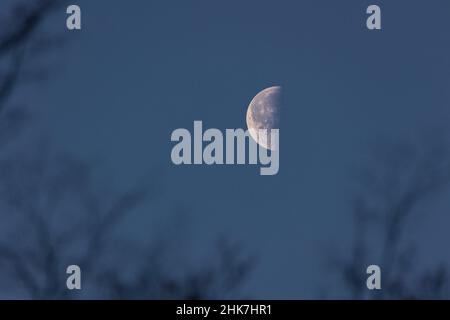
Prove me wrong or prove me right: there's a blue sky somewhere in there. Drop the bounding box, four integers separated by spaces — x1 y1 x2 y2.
22 0 450 298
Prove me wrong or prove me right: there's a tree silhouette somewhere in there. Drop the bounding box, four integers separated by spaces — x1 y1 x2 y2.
0 0 254 299
331 131 450 299
0 0 63 114
0 144 253 298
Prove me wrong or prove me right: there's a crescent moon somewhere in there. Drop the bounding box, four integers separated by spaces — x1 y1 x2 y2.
246 86 282 151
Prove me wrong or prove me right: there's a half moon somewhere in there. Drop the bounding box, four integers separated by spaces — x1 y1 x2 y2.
246 86 281 150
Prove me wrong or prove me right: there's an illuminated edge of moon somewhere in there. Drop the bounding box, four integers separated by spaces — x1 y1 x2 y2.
246 86 282 151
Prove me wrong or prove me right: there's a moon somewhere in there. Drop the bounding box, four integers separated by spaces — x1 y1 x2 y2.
246 86 282 150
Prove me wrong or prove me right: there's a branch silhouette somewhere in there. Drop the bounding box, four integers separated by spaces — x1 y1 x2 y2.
331 132 450 299
0 1 254 299
0 0 64 114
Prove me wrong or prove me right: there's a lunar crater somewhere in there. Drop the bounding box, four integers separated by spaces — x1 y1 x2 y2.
246 86 282 150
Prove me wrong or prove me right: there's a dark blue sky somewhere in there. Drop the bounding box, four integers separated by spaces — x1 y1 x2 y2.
25 0 450 298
